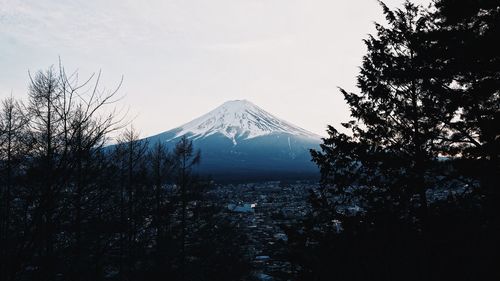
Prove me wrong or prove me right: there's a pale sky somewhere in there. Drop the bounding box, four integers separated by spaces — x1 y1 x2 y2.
0 0 430 138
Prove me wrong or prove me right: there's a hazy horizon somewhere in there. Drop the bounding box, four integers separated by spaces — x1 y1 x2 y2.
1 0 430 138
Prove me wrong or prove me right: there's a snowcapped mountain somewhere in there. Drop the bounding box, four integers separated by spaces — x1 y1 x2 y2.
146 100 322 181
172 100 320 145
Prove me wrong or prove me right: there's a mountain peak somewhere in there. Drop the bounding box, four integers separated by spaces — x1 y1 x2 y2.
222 99 252 105
218 99 258 112
172 100 320 145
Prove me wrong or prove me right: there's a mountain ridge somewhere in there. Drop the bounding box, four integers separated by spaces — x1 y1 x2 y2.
145 100 321 181
167 99 320 145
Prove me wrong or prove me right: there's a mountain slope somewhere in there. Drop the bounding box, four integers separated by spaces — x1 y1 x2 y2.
146 100 322 181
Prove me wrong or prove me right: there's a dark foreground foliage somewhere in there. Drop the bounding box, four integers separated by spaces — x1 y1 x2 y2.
0 66 251 281
284 1 499 280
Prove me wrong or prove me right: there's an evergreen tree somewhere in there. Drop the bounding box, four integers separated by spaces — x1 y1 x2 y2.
286 1 499 280
429 0 499 199
312 0 448 227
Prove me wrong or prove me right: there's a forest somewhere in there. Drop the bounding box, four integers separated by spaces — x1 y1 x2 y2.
0 0 499 280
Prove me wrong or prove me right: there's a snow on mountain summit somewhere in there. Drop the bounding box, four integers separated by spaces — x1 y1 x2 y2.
173 100 320 145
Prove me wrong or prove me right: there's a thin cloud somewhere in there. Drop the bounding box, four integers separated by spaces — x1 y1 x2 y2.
0 0 431 137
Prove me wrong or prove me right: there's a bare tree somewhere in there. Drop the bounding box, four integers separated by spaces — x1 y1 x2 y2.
113 126 149 279
148 141 174 258
23 63 125 281
173 136 200 281
0 96 30 280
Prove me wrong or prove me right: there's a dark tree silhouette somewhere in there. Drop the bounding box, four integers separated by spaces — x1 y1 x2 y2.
0 61 254 281
0 63 124 280
172 135 201 281
284 1 500 281
0 96 31 281
429 0 499 204
312 0 446 232
113 126 150 280
147 140 175 274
